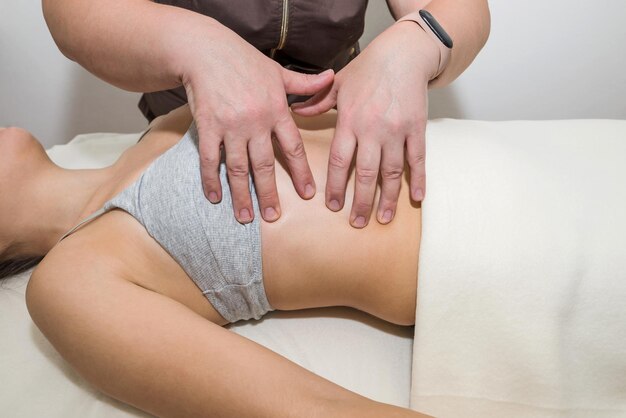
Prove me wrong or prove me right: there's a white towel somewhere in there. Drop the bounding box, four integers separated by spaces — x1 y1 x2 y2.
411 119 626 418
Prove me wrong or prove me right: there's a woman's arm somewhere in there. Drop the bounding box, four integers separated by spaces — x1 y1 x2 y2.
26 210 429 418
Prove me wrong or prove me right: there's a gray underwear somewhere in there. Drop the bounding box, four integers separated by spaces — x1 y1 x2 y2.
59 124 273 323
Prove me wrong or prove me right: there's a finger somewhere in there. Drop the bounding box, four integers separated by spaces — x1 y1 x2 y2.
196 119 223 204
406 129 426 202
325 123 357 213
349 141 381 228
290 84 338 117
281 68 334 96
376 141 405 224
224 136 254 224
273 115 316 200
248 134 281 222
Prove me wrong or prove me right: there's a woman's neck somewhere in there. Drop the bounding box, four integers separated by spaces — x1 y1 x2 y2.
22 165 113 256
16 106 194 258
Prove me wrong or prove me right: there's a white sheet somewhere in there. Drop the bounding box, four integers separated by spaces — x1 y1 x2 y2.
412 119 626 417
0 131 413 417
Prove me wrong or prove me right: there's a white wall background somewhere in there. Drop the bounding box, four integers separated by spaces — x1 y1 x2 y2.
0 1 146 149
1 0 625 149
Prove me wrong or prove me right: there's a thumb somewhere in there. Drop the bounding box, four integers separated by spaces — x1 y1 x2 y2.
281 68 334 96
290 84 338 116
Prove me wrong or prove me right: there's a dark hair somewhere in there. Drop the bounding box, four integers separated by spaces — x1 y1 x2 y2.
0 256 44 280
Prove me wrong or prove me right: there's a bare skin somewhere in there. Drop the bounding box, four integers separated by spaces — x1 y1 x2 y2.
43 0 489 227
295 0 490 227
2 106 424 417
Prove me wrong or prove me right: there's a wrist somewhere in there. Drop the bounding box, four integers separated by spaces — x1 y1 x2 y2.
160 6 232 86
154 6 203 87
396 10 453 84
393 21 441 82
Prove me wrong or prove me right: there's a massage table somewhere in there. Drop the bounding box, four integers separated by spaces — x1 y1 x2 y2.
2 118 626 417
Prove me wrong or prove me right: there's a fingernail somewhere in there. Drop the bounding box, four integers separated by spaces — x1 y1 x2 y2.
264 207 278 221
239 208 252 223
381 209 393 224
413 188 424 201
353 216 366 228
304 183 315 199
328 199 341 211
208 191 219 203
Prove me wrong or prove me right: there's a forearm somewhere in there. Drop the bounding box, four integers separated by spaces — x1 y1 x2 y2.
387 0 491 88
42 0 234 93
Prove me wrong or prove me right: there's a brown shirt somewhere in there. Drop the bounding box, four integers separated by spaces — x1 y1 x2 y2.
139 0 368 120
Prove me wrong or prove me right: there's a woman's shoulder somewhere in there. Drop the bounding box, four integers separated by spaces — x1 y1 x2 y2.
32 210 142 284
31 208 193 305
28 208 225 325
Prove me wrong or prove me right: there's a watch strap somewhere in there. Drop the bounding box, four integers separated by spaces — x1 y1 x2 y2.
397 10 452 79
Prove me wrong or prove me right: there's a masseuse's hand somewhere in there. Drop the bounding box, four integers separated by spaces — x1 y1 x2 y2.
179 28 334 224
291 21 440 228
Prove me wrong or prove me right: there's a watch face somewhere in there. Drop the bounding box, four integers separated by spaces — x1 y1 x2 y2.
419 10 454 48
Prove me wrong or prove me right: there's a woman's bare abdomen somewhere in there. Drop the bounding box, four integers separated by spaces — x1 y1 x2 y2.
261 112 421 326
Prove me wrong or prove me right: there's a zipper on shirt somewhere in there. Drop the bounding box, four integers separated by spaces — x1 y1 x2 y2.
270 0 289 59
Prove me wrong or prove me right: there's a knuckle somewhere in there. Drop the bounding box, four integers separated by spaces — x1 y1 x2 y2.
227 163 250 178
380 165 404 180
348 109 421 136
243 102 265 121
219 102 262 127
385 118 404 136
200 153 220 168
355 166 378 185
284 140 306 160
252 158 275 175
415 114 428 127
339 106 355 123
390 114 417 135
406 150 425 167
217 106 239 126
328 151 351 170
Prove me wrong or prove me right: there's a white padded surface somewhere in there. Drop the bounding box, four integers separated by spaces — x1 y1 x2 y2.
412 119 626 418
0 131 413 417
